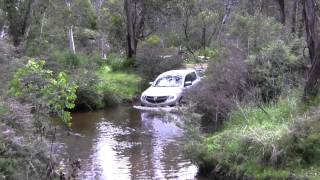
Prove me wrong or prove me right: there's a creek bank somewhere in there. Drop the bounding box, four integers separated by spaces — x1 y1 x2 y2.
198 164 253 180
191 93 320 180
197 164 302 180
73 66 142 112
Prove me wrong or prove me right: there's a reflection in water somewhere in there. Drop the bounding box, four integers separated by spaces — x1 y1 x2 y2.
57 107 198 180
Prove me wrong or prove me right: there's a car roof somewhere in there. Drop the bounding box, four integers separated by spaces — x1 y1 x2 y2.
159 69 196 77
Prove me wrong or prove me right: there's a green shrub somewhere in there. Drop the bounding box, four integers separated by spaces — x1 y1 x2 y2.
25 39 50 57
49 51 89 69
0 100 8 116
281 111 320 166
228 14 283 53
190 91 320 179
190 47 246 121
196 48 218 59
246 40 307 102
9 59 77 126
135 48 184 87
140 35 162 48
106 53 130 71
71 68 106 110
0 157 17 178
90 53 105 67
97 66 141 102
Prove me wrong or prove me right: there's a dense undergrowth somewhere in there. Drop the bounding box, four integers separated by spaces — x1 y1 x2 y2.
97 66 141 102
0 101 7 116
46 51 143 111
187 91 320 179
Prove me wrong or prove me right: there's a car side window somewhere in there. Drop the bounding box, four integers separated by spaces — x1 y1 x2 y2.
185 72 197 82
190 72 197 81
185 72 197 86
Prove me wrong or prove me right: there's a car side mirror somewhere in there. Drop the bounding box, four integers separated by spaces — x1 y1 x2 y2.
184 81 192 87
149 82 153 85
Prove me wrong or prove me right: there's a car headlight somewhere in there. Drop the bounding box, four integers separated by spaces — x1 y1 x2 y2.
141 95 146 100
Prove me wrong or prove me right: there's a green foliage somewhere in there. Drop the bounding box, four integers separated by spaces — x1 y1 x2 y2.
0 157 17 178
2 0 34 46
135 48 184 87
50 51 89 69
25 39 50 57
246 40 307 102
0 100 8 116
190 91 320 179
73 0 97 29
77 28 99 48
179 104 216 174
194 48 218 60
49 50 105 71
105 53 130 71
228 14 283 53
190 47 246 120
281 110 320 166
99 4 127 50
141 35 162 48
198 10 218 26
97 66 141 102
9 59 77 126
72 68 106 110
44 72 77 126
162 32 181 48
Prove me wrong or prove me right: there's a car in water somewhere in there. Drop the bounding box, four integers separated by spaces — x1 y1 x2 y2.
140 69 201 107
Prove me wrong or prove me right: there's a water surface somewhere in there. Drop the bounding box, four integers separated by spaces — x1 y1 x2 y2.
57 106 200 180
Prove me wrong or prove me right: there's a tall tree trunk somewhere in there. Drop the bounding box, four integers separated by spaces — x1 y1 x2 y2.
68 25 76 54
247 0 255 15
298 1 305 38
40 12 46 40
124 0 135 58
0 28 4 39
0 11 4 39
0 20 4 39
222 0 232 25
303 0 317 63
303 0 320 99
4 0 34 46
277 0 286 24
218 0 233 42
66 0 76 54
202 27 206 50
291 0 298 34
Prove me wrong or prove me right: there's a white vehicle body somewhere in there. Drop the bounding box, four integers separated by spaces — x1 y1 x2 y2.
140 69 201 107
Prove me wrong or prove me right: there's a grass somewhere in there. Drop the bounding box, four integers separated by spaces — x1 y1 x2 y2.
0 100 8 116
96 65 142 101
201 92 320 179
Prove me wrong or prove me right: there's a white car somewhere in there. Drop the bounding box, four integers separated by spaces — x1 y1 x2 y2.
140 69 201 107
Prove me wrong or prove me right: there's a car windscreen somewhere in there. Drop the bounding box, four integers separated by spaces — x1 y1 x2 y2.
154 75 183 87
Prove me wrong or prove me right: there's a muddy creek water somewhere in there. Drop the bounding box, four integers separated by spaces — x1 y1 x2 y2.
56 106 203 180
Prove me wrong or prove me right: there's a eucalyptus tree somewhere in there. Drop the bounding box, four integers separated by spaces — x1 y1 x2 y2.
123 0 180 58
2 0 35 46
24 0 97 55
276 0 285 24
0 4 5 39
303 0 320 99
178 0 222 52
